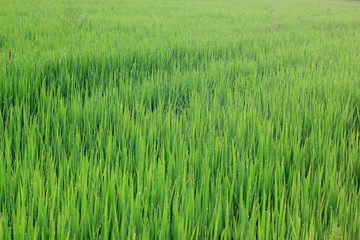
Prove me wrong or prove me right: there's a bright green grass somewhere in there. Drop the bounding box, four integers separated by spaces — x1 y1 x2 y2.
0 0 359 239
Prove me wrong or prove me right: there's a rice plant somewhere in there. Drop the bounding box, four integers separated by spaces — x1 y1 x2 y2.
0 0 359 239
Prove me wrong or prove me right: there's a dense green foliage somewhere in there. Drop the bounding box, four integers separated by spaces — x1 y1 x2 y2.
0 0 359 239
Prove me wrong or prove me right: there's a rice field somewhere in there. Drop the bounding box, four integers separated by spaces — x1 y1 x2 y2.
0 0 359 239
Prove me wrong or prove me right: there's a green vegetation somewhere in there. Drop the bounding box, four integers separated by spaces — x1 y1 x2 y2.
0 0 359 239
